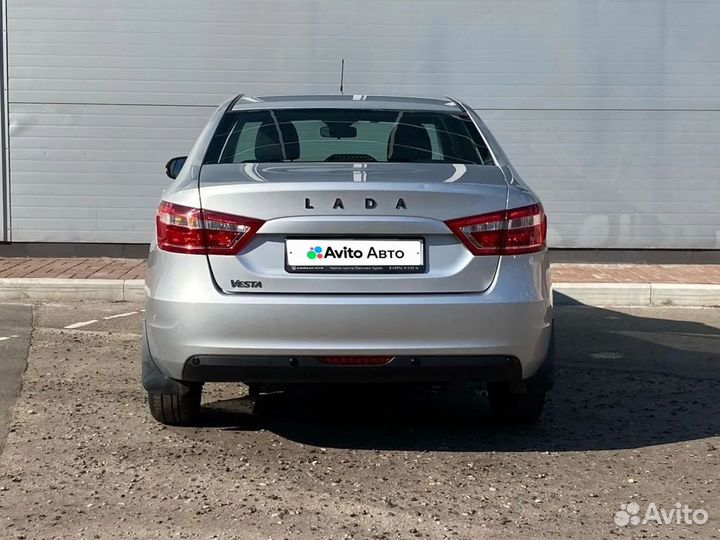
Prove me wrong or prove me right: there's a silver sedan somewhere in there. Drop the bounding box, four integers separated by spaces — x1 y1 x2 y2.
142 95 554 426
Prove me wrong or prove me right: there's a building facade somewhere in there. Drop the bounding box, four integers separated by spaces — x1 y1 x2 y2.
1 0 719 248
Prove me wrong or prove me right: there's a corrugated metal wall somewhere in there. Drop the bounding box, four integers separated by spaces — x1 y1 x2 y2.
0 0 8 241
6 0 720 247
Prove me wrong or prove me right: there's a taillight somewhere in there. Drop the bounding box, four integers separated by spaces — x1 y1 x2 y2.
156 201 263 255
446 203 547 255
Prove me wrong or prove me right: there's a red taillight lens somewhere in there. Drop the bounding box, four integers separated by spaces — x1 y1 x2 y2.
201 209 264 255
446 203 547 256
156 201 263 255
503 204 547 255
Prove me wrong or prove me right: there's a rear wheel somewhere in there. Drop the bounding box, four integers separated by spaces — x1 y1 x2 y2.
147 383 202 426
488 382 545 425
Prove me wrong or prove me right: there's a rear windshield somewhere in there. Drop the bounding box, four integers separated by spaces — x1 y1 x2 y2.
204 109 492 165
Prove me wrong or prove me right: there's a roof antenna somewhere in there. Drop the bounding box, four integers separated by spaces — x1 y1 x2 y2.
339 59 345 95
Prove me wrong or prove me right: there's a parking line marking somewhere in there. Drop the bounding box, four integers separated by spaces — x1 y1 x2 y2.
64 320 98 329
102 311 138 320
0 335 18 341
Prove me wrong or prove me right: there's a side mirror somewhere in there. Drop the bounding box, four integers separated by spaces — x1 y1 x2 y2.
165 156 187 179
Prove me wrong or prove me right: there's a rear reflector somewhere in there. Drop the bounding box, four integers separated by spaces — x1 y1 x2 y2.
156 201 264 255
319 356 393 366
445 203 547 256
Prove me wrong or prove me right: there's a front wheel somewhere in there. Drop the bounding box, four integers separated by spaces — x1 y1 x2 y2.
488 383 545 425
147 384 202 426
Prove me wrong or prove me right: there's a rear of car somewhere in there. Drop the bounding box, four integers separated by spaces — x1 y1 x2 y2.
142 95 554 426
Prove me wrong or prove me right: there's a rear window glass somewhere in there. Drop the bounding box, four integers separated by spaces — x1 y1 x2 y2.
204 109 492 165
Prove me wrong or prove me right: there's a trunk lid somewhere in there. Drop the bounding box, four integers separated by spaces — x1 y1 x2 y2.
199 163 508 294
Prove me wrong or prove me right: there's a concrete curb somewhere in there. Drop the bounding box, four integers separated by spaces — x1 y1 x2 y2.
554 282 720 307
123 279 146 302
554 283 651 306
0 278 138 302
0 278 718 307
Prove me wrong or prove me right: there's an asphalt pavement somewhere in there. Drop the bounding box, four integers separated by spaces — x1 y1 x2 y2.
0 304 32 451
0 301 719 538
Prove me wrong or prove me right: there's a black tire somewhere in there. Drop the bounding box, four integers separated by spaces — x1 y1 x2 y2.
147 384 202 426
488 383 545 425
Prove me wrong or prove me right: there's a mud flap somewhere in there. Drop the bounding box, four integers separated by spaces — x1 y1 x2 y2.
141 324 195 395
525 323 556 391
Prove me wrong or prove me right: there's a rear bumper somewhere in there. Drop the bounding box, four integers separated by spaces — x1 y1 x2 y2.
181 354 521 384
144 249 552 383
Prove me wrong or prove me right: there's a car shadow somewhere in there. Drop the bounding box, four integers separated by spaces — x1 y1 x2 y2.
201 299 720 452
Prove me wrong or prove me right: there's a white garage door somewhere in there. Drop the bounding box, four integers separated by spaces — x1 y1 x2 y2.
7 0 720 247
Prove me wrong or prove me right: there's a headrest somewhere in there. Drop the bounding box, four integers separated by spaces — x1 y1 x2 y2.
387 121 432 162
254 120 300 162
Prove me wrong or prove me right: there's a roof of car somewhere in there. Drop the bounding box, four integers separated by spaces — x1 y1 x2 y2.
229 94 464 112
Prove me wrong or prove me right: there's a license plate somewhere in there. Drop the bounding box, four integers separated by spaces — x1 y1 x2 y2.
285 238 425 273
